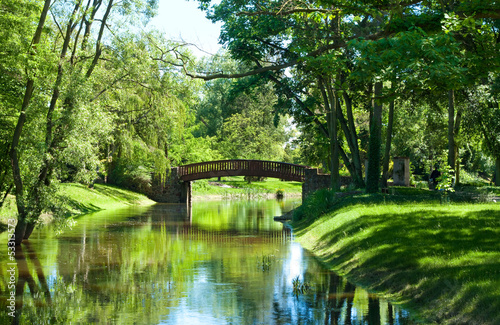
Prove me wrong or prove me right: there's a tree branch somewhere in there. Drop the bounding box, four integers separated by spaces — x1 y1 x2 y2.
185 60 298 80
238 8 340 17
185 29 389 80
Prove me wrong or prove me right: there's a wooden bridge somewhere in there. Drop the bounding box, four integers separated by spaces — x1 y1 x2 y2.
150 159 329 204
178 159 307 182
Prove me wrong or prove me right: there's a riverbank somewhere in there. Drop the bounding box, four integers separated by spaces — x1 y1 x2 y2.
0 183 155 229
291 190 500 325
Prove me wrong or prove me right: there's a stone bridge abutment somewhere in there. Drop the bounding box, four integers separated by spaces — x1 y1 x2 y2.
150 167 192 204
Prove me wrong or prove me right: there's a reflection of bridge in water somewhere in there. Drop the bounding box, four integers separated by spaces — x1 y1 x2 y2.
164 225 292 245
150 159 335 204
127 203 294 244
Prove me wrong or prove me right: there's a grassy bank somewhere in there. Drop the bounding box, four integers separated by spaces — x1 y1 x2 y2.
292 190 500 325
0 183 155 227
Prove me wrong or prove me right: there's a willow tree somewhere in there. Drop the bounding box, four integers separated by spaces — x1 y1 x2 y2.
0 0 44 207
8 0 159 245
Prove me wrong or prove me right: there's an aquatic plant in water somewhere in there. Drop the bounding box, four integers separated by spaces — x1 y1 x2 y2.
292 276 311 296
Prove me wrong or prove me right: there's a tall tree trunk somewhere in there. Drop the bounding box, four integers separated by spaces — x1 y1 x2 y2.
448 89 463 185
318 79 334 181
382 98 395 188
22 0 83 240
366 81 383 193
454 103 462 186
342 92 364 187
448 90 456 169
81 0 102 50
326 80 340 190
23 0 113 241
9 0 52 245
496 158 500 186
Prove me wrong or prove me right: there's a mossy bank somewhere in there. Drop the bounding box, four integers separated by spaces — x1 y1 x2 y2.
292 190 500 325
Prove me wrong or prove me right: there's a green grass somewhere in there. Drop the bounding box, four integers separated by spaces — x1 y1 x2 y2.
58 183 155 214
0 183 155 228
292 191 500 325
192 176 302 197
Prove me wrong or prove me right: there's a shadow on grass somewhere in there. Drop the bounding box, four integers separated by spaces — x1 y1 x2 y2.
92 184 142 203
63 198 102 216
295 205 500 325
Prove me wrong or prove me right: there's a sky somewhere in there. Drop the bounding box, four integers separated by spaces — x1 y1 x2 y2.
148 0 223 57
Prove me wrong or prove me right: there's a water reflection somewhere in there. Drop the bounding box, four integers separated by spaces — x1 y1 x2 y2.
0 200 415 324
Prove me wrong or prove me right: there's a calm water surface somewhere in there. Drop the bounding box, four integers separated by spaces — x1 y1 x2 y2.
0 199 415 324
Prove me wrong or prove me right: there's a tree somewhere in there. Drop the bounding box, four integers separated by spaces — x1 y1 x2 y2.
466 79 500 185
0 0 43 207
8 0 52 245
190 0 500 192
216 83 288 161
7 0 160 245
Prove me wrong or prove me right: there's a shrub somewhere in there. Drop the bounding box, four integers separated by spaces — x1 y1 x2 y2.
293 189 336 222
459 169 489 187
108 159 152 195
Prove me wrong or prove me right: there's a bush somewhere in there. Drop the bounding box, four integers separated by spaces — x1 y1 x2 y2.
108 160 152 195
459 169 489 187
244 176 267 183
293 189 336 222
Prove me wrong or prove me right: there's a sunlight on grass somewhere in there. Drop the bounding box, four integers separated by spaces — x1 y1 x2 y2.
293 196 500 325
0 183 155 226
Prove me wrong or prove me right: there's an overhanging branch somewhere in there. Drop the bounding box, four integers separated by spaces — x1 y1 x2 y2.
185 29 389 81
185 60 299 80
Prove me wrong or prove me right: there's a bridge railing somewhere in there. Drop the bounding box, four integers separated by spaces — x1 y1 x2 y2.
178 159 307 182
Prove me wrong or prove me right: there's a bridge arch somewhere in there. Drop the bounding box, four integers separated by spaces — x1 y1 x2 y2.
150 159 333 204
178 159 307 182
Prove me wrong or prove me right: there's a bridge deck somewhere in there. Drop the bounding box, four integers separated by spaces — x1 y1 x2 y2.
178 159 307 182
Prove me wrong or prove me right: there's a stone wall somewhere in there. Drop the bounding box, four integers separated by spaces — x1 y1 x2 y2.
302 168 352 202
150 167 191 204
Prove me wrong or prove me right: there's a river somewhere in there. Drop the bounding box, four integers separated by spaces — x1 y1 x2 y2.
0 198 415 324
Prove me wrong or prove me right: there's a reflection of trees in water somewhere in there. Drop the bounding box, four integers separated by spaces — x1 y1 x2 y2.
290 270 414 325
0 201 414 324
0 243 54 325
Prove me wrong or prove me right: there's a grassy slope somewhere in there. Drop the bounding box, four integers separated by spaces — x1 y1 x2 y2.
292 193 500 325
57 183 155 214
0 183 155 225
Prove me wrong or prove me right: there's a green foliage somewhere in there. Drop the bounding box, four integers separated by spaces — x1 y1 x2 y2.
258 254 275 272
195 0 500 194
109 135 168 194
459 169 490 187
216 87 288 161
293 189 336 222
292 276 311 296
168 133 221 165
436 165 456 193
194 52 243 137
